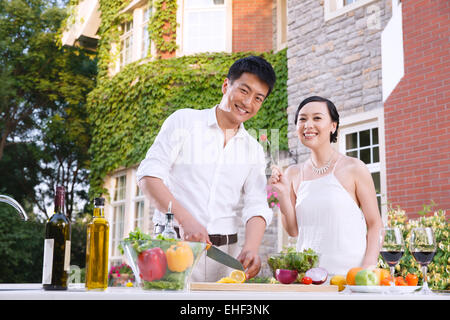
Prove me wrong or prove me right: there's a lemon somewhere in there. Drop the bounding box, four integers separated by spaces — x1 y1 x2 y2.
230 270 246 283
216 277 237 283
216 270 247 284
330 275 347 291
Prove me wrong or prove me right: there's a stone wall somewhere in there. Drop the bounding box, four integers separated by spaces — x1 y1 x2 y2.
286 0 391 159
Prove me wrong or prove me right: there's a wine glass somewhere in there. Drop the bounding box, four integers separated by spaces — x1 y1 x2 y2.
409 227 436 294
380 227 405 287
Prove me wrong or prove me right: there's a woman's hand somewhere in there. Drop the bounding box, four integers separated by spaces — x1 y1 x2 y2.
268 165 290 196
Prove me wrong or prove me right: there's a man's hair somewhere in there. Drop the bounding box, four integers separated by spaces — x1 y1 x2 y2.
227 56 276 97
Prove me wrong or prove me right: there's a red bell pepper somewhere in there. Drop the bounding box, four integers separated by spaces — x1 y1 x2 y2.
137 247 167 281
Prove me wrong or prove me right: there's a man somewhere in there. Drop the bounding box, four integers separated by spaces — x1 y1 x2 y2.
136 56 276 281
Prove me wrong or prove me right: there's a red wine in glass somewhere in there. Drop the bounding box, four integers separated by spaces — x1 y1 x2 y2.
409 227 436 295
412 251 436 266
380 251 404 267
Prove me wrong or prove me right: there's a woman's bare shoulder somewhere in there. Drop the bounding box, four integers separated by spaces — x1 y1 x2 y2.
338 154 370 175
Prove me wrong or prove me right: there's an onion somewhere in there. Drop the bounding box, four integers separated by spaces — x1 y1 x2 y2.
275 269 298 284
305 267 328 285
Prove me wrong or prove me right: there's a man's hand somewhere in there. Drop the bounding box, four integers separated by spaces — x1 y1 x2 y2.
237 249 261 280
179 215 211 244
238 216 266 280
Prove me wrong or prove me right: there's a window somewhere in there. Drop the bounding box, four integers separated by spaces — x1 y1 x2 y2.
111 175 126 261
324 0 378 21
141 6 151 59
181 0 230 54
133 185 145 230
120 21 133 67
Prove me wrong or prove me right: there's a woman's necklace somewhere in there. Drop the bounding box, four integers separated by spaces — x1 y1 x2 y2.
310 151 334 175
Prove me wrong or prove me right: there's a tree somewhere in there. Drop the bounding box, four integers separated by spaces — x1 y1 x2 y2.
0 0 67 160
0 0 97 219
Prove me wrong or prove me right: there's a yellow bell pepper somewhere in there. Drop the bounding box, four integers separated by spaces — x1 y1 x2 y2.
166 241 194 272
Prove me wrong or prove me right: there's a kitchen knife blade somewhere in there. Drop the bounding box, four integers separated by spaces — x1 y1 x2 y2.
206 245 245 271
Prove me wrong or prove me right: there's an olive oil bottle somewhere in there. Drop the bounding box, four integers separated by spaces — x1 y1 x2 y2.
42 186 71 290
85 197 110 291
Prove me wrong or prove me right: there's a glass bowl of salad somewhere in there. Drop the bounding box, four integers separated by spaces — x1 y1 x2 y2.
120 230 207 291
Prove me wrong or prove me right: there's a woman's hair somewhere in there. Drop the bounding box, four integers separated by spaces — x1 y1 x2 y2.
294 96 340 143
227 55 276 97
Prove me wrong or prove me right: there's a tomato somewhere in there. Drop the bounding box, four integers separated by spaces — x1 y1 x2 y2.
301 276 313 285
395 276 407 286
137 247 167 281
405 273 419 286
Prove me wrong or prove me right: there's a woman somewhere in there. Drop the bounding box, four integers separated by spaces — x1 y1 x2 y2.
269 96 382 275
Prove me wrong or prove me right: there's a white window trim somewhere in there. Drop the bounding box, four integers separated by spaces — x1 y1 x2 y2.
324 0 378 22
337 108 387 221
176 0 232 57
110 172 127 262
119 21 133 69
276 0 287 52
131 168 146 231
111 2 155 75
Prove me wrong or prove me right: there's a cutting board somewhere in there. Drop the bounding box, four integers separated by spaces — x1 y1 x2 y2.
190 282 338 292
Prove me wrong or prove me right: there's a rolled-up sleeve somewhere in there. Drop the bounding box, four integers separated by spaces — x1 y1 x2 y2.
136 110 188 183
241 145 273 229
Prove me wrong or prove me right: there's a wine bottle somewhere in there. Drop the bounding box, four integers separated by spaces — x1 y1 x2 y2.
85 197 110 291
42 186 71 290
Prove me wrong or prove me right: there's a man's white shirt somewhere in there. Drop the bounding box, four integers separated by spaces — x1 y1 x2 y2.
136 106 273 234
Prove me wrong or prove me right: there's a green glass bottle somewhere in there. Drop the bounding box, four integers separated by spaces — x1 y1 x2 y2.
42 186 71 290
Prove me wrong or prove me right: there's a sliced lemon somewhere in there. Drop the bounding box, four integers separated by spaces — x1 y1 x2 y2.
216 277 237 283
230 270 246 283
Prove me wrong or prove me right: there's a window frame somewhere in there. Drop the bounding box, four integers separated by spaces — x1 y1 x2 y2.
119 20 134 68
324 0 378 21
276 0 287 51
176 0 232 56
132 171 146 231
110 173 127 263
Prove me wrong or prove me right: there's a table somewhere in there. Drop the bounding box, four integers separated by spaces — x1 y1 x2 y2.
1 283 448 300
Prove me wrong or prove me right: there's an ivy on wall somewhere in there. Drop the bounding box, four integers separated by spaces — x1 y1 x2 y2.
83 0 288 198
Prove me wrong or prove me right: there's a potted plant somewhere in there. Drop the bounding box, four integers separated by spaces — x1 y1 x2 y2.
108 263 135 287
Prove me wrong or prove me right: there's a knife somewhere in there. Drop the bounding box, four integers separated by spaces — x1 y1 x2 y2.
206 244 245 271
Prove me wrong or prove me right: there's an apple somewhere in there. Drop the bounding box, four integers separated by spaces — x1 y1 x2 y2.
354 269 379 286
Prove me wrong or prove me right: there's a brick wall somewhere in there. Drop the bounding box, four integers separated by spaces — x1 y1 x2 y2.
383 0 450 217
232 0 273 52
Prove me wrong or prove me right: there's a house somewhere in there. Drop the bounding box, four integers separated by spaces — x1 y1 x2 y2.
63 0 449 271
63 0 289 271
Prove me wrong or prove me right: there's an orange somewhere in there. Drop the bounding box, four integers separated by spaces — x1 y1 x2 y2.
395 276 407 286
373 268 390 285
405 273 419 286
230 270 246 283
346 267 363 285
380 277 391 286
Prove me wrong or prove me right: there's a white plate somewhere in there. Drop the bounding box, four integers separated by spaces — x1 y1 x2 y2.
348 285 420 294
348 285 388 293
